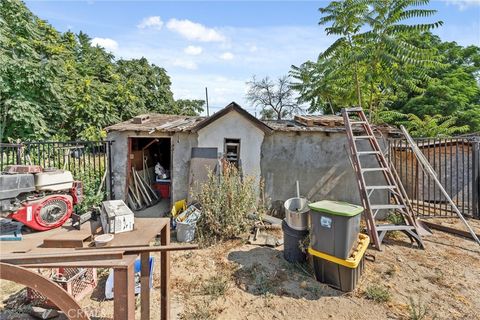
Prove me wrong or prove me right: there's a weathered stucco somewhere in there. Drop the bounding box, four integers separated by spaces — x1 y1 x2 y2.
107 130 195 202
108 114 388 216
171 132 198 202
197 111 265 178
260 131 387 216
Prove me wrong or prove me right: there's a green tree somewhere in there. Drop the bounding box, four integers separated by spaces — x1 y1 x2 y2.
114 58 175 118
0 0 66 141
317 0 369 108
174 99 205 116
291 57 362 114
293 0 443 120
357 0 442 117
392 33 480 132
402 114 469 138
0 0 201 142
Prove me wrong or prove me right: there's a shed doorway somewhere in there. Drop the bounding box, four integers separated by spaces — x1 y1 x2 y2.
128 137 171 217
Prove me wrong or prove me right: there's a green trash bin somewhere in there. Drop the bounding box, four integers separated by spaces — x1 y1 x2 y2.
308 200 363 259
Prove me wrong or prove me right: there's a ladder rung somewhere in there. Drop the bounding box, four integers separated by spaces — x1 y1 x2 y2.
365 185 396 190
361 168 388 172
344 107 363 112
357 151 380 155
370 204 405 210
376 224 417 231
353 135 374 140
350 121 367 124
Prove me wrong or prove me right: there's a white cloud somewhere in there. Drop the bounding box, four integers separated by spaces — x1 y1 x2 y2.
137 16 164 30
220 52 234 60
166 19 226 42
170 74 247 110
184 45 203 55
91 37 118 51
249 45 258 53
172 59 197 70
110 25 331 110
445 0 480 10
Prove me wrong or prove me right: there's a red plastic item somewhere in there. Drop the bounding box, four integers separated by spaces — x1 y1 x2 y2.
8 194 73 231
153 183 170 198
71 181 84 204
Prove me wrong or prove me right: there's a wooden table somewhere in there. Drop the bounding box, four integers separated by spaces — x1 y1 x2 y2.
1 217 172 320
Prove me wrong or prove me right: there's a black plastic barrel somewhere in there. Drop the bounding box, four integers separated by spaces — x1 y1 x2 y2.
282 219 308 263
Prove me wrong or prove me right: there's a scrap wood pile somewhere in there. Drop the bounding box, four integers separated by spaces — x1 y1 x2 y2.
127 167 159 210
246 213 283 247
294 115 344 127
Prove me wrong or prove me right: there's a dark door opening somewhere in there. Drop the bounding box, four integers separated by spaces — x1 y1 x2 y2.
128 137 171 215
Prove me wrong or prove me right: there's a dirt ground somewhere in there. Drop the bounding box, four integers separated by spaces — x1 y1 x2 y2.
1 217 479 320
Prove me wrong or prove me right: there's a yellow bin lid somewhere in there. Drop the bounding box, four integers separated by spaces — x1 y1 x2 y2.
308 233 370 268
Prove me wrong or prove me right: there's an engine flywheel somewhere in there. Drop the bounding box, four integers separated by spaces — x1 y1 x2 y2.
38 198 69 225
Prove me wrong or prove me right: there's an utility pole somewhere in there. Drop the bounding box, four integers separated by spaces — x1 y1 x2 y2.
205 87 210 116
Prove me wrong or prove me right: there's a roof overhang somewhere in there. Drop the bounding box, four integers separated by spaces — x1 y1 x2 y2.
191 102 274 134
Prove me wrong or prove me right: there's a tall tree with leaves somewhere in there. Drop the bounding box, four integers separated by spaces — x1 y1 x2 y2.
293 0 443 119
291 56 363 114
0 0 203 142
0 0 66 141
402 114 469 138
357 0 443 117
317 0 369 109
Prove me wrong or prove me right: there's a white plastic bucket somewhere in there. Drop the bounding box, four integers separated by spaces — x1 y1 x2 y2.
176 222 196 242
94 234 114 247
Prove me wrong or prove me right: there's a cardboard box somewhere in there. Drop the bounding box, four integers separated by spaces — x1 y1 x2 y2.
100 200 134 234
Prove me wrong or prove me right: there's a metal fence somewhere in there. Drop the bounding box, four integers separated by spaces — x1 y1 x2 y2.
0 141 113 200
388 137 480 219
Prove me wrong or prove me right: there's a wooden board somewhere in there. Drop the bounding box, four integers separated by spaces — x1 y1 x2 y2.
421 220 480 241
1 250 124 265
43 233 92 248
103 218 170 248
294 115 344 127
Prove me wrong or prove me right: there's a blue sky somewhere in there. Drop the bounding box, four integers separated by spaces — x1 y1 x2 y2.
25 1 480 114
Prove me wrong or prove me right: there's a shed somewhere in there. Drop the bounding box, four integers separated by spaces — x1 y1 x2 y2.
106 102 390 216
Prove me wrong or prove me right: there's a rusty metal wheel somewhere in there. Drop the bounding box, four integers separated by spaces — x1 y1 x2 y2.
0 263 89 320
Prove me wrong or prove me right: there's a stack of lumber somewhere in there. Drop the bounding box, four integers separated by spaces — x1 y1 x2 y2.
294 115 344 127
127 167 159 210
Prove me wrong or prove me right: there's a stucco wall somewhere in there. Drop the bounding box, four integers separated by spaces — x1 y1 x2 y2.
261 131 388 216
171 132 198 202
197 111 265 178
107 130 196 202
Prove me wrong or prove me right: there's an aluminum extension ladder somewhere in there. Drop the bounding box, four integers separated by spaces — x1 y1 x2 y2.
342 107 427 250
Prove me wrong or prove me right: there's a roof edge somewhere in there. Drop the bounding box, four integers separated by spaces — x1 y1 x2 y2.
191 102 274 134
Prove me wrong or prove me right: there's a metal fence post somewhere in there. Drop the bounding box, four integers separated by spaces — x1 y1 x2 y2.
16 144 22 165
472 139 480 219
107 140 114 200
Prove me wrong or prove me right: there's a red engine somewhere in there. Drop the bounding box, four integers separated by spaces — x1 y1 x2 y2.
0 165 83 231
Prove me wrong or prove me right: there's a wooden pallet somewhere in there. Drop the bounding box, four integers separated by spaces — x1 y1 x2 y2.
294 115 344 127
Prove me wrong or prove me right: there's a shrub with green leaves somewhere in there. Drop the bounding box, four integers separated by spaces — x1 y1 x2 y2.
365 285 391 303
194 164 258 245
